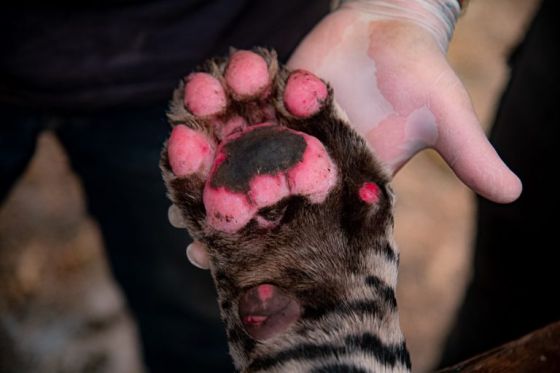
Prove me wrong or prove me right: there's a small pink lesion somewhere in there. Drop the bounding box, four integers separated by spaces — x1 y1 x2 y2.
225 50 271 98
359 181 380 204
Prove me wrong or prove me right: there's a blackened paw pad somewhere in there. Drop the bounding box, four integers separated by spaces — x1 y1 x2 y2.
161 48 391 347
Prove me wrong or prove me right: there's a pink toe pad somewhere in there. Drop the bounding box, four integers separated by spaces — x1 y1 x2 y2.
168 125 215 177
225 51 270 98
184 73 227 117
284 70 328 118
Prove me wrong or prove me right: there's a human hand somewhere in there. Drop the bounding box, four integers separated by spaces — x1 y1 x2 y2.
288 0 522 204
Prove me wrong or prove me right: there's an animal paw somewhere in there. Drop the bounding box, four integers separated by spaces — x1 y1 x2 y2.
161 48 399 371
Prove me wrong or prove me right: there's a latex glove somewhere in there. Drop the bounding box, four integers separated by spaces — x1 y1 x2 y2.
288 0 522 203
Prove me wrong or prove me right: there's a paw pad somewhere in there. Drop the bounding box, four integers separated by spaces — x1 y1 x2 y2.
168 125 215 177
238 284 301 341
184 73 227 117
225 51 271 98
166 50 337 233
284 70 328 117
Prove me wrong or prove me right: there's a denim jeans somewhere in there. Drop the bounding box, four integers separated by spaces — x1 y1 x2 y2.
0 103 233 372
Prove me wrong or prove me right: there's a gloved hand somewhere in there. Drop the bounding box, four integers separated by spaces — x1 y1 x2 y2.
289 0 522 204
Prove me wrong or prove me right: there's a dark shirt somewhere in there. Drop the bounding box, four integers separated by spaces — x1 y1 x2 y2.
0 0 330 111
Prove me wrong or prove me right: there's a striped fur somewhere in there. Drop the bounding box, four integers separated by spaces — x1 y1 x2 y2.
161 48 411 372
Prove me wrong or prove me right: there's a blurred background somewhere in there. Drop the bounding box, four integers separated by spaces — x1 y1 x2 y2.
0 1 540 372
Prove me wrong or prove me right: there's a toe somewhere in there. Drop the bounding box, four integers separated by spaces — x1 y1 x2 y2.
168 204 186 228
186 241 210 270
283 70 328 118
168 125 215 177
184 72 227 117
225 50 270 98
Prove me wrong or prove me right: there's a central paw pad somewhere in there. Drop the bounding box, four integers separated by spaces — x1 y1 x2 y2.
204 125 336 232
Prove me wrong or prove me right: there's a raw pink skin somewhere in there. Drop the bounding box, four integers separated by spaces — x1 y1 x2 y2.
284 70 328 117
225 51 270 98
168 125 215 177
288 7 522 204
184 73 227 117
359 182 380 204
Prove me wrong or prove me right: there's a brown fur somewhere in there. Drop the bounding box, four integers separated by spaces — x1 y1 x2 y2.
160 48 411 372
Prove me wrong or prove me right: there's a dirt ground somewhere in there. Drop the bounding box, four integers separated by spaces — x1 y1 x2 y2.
0 1 539 372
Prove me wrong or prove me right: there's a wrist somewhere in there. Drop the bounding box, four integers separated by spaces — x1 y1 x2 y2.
337 0 461 52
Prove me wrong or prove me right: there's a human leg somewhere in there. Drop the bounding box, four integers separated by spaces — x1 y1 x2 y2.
55 104 233 372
